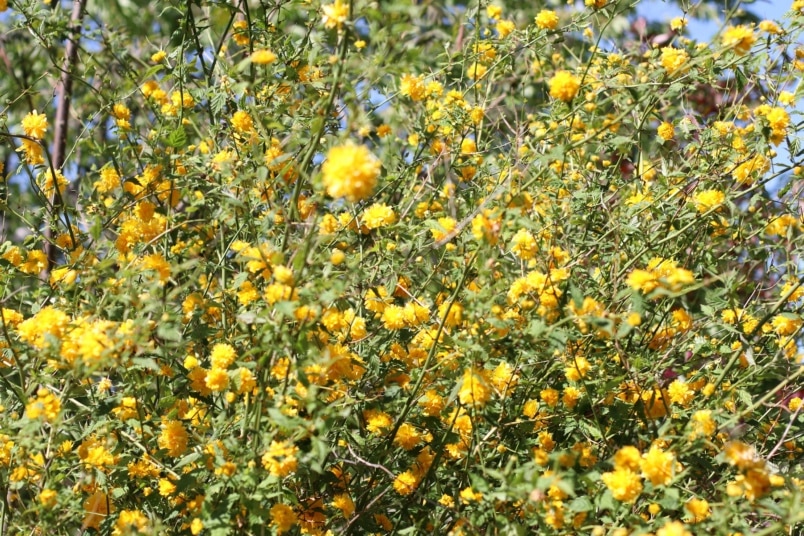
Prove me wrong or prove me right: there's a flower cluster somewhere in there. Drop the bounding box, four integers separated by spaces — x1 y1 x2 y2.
0 0 802 534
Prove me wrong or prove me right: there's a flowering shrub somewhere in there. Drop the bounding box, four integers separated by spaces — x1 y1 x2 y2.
0 0 803 534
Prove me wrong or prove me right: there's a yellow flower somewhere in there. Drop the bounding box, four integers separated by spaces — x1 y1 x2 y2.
400 74 426 101
668 379 693 407
732 154 769 185
601 467 642 502
232 20 250 46
419 390 445 416
438 494 454 507
770 314 802 336
540 387 560 407
472 43 496 64
95 166 120 193
657 121 675 142
39 489 57 507
764 106 789 144
363 409 393 434
270 503 297 534
690 410 716 437
758 20 782 34
724 441 762 470
467 62 488 80
510 229 538 260
489 361 518 393
142 253 171 284
321 143 381 202
158 420 189 457
459 486 483 503
393 470 419 495
486 5 502 19
21 110 48 139
523 399 539 418
381 304 406 330
670 17 687 31
82 491 111 531
585 0 607 8
685 497 710 523
693 189 725 213
660 47 689 75
538 431 555 451
564 355 591 381
39 169 69 198
158 478 177 496
150 50 167 63
656 520 692 536
779 91 795 106
18 138 44 165
535 10 559 30
261 440 298 477
322 0 349 30
332 493 355 518
361 203 397 229
190 518 204 535
210 343 237 369
640 445 678 486
614 446 641 471
549 70 581 102
231 110 254 134
17 306 70 349
722 25 756 55
626 258 695 294
430 217 457 242
458 368 491 407
251 49 277 65
560 387 579 409
394 423 430 450
25 388 61 422
205 367 229 392
496 20 516 38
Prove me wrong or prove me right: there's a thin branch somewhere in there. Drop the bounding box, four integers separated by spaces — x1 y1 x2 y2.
43 0 87 274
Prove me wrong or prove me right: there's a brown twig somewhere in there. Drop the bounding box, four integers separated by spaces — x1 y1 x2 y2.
43 0 87 274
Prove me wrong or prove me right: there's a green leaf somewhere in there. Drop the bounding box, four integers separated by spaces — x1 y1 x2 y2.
157 324 182 341
658 487 680 510
598 490 617 512
165 125 187 148
569 496 593 512
130 357 161 371
734 68 748 92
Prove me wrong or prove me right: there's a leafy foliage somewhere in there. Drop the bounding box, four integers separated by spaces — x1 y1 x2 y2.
0 0 803 534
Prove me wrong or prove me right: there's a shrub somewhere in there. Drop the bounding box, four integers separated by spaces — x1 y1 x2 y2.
0 0 803 534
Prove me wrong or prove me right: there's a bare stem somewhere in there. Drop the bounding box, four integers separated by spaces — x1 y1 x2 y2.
43 0 87 274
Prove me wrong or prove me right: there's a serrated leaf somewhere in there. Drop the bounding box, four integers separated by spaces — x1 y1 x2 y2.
658 487 680 509
598 489 617 511
527 319 546 338
211 91 227 117
175 452 202 469
734 68 747 92
157 324 182 341
569 496 593 512
140 64 164 80
130 357 161 371
165 126 187 148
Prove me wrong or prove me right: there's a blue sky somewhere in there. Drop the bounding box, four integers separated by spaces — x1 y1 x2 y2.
636 0 794 37
636 0 801 179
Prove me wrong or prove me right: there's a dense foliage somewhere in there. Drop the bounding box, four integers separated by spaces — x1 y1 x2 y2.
1 0 803 534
